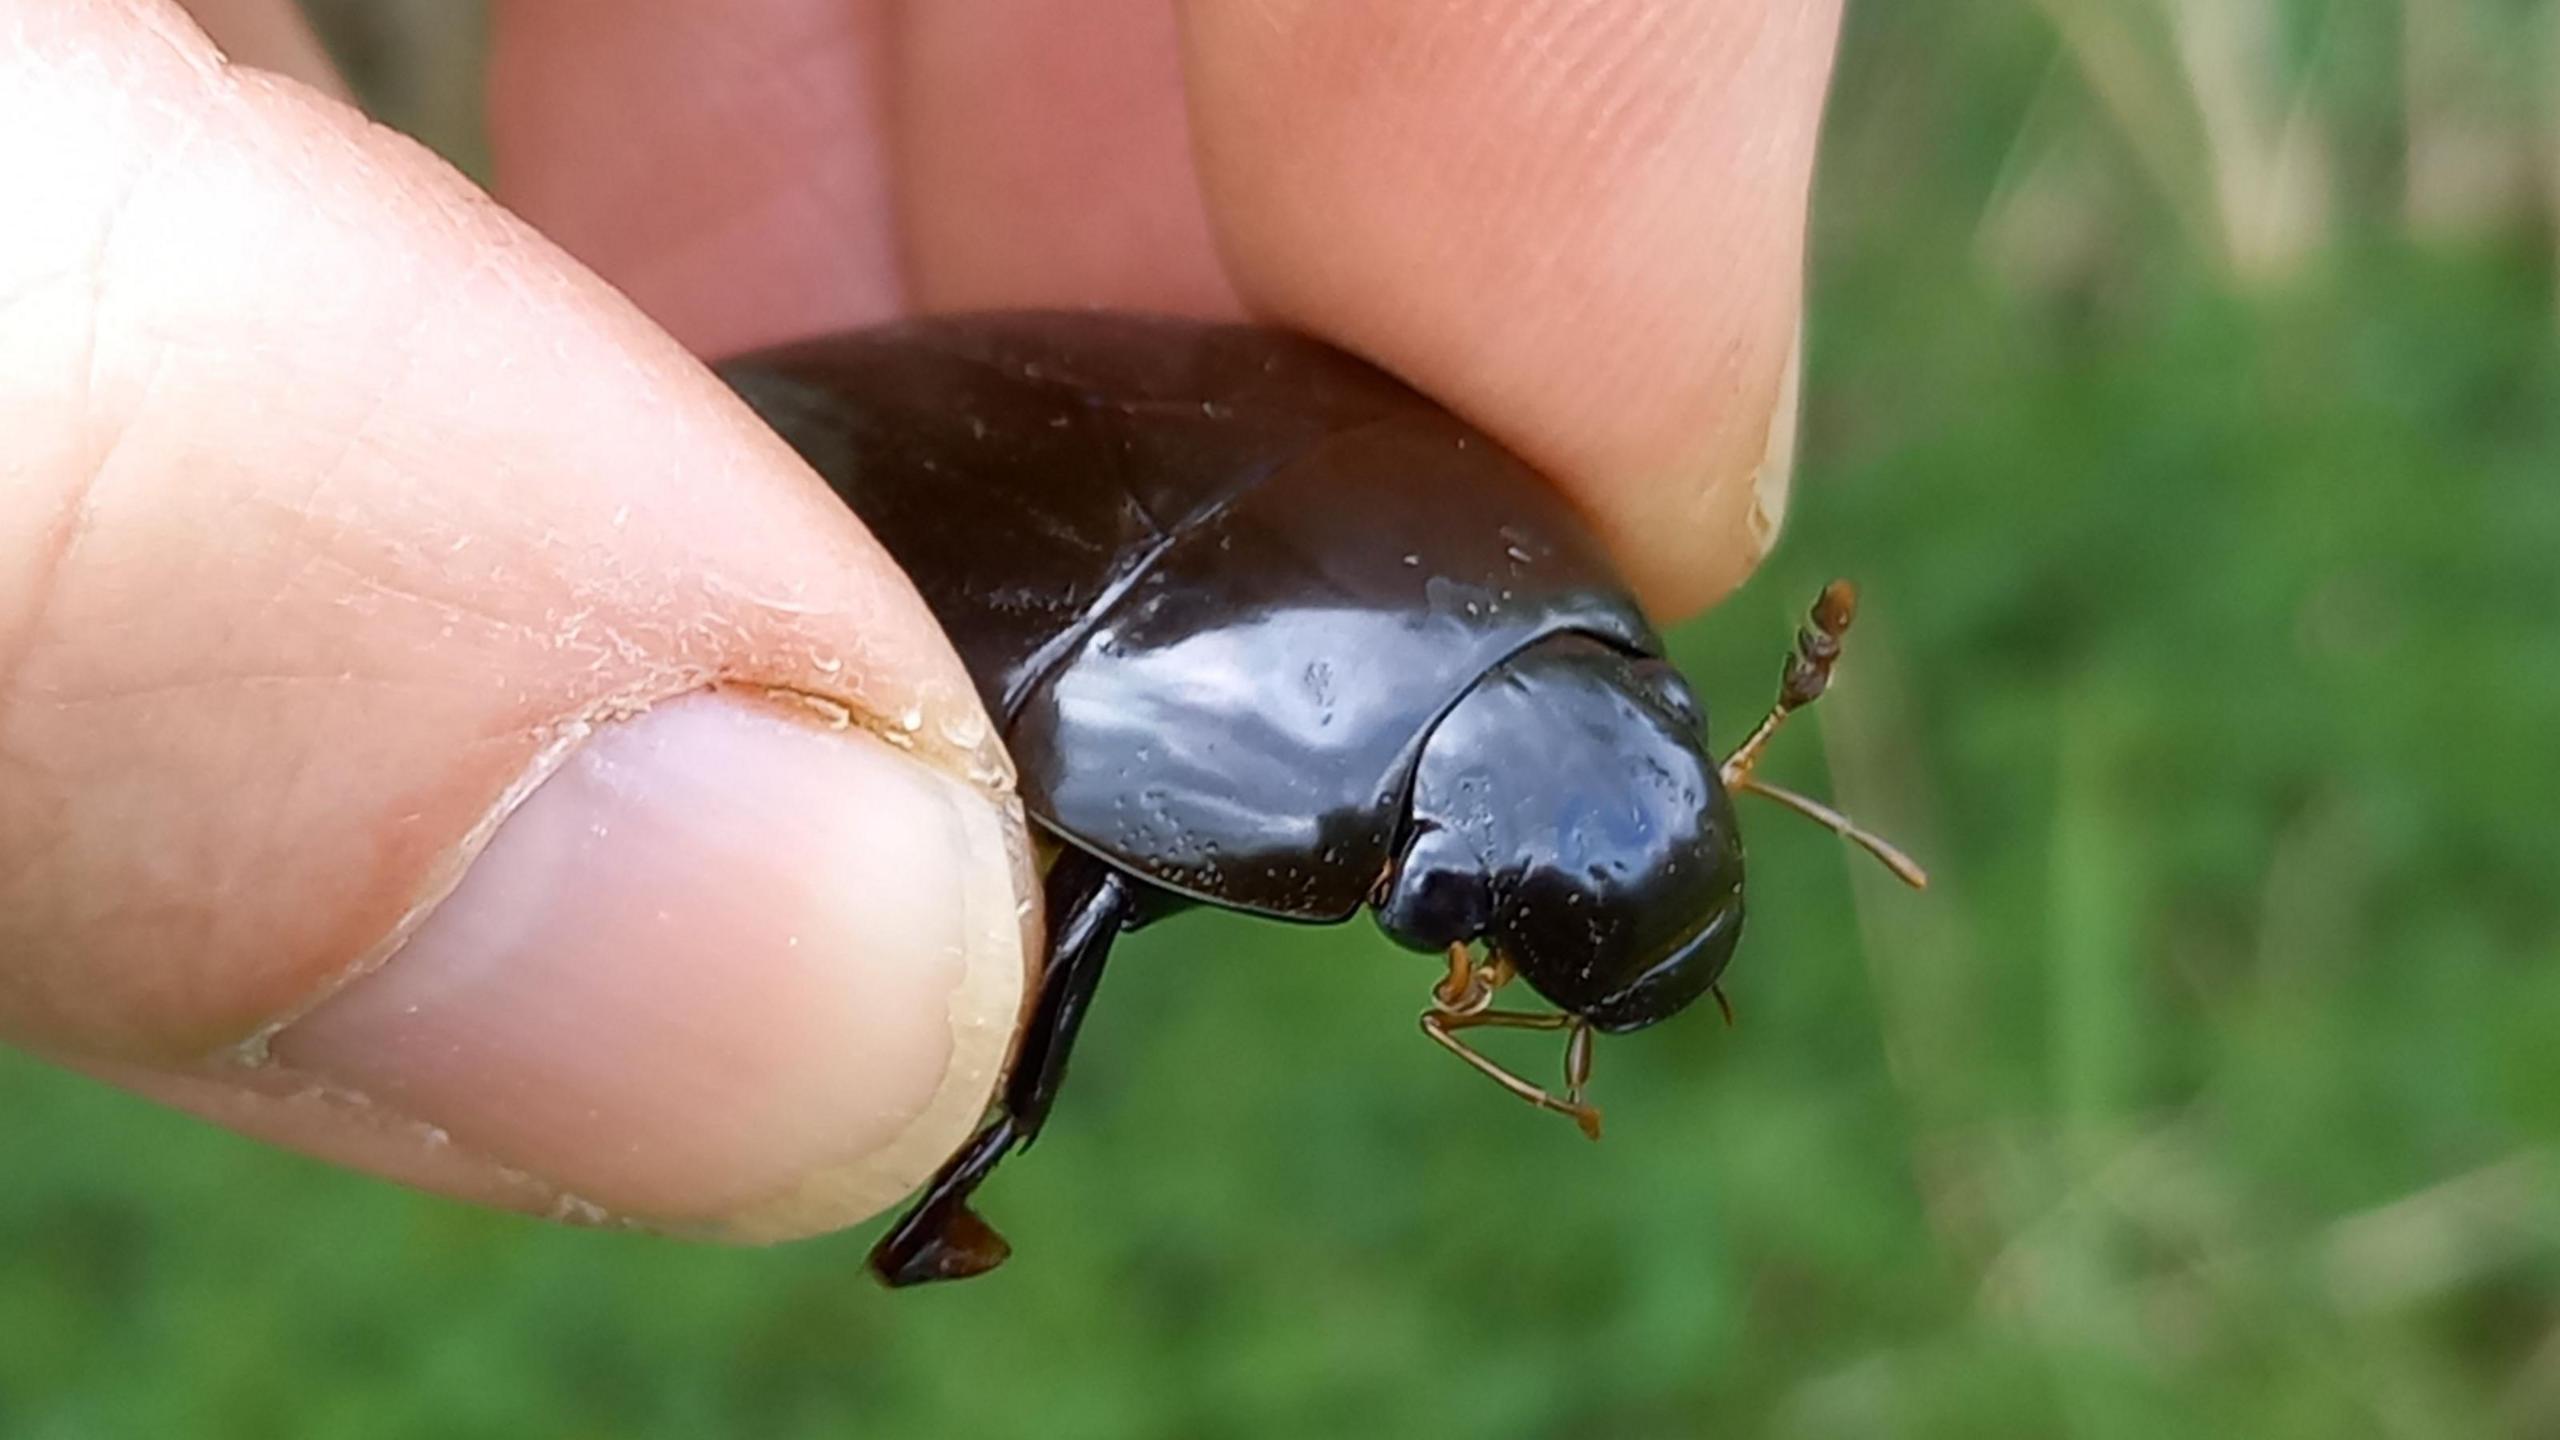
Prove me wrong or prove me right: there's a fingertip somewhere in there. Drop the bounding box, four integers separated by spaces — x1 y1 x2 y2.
1178 0 1840 616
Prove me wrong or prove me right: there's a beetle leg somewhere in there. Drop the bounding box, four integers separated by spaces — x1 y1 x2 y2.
1419 1007 1604 1140
868 850 1137 1288
1563 1019 1595 1106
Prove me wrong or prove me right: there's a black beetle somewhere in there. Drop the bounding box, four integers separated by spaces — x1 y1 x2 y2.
721 313 1923 1286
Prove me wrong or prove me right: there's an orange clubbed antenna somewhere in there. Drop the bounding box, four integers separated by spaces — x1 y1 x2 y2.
1721 581 1928 890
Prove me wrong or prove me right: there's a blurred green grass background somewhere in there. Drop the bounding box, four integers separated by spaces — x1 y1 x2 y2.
9 2 2560 1435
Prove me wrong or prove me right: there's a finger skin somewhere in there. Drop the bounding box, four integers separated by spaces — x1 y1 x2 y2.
0 2 1032 1230
488 0 909 359
889 0 1237 317
173 0 348 96
1178 0 1839 615
491 0 1838 617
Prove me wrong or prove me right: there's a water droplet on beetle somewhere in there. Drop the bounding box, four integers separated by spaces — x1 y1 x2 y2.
1425 574 1496 616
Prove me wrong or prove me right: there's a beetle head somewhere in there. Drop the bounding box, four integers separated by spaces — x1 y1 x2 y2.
1375 634 1745 1033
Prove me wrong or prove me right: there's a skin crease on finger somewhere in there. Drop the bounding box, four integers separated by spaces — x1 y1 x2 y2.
488 0 1839 618
1 3 1037 1233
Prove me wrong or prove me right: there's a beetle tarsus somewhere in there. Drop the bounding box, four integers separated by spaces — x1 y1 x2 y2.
876 1206 1011 1285
868 1112 1022 1286
907 1205 1013 1282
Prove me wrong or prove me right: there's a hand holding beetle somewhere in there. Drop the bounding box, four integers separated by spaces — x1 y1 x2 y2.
0 1 1839 1240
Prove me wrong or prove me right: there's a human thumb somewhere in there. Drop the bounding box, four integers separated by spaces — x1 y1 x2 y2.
0 3 1034 1240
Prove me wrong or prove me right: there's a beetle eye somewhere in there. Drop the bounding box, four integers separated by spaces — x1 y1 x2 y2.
1631 659 1705 733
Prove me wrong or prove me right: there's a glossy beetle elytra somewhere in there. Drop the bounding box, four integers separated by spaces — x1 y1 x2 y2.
721 313 1924 1286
